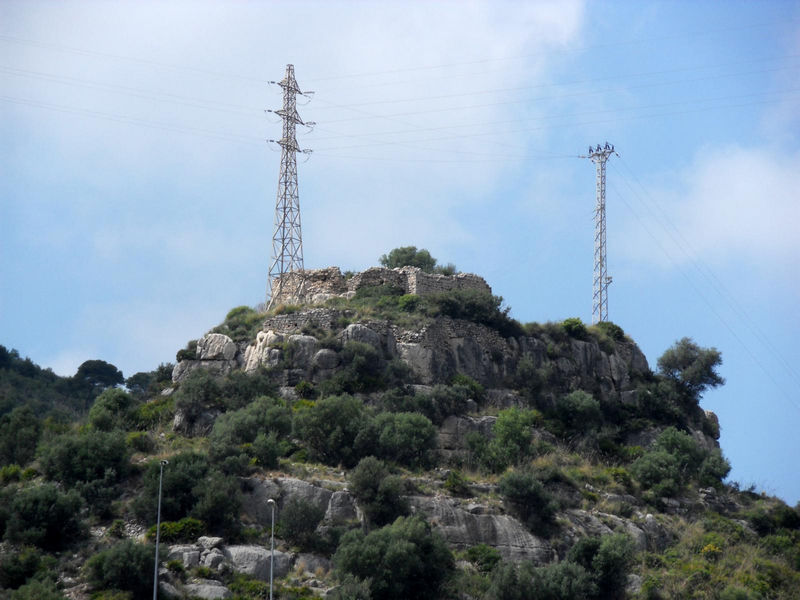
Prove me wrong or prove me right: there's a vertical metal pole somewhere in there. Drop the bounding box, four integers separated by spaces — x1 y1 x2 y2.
153 459 168 600
268 498 276 600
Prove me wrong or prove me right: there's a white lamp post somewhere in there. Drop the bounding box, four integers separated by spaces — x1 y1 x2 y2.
153 459 169 600
267 498 276 600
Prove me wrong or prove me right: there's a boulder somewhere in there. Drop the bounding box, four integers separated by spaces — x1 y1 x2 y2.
324 490 359 523
409 495 555 563
197 333 238 361
223 546 293 580
184 580 231 599
312 349 339 370
286 335 320 369
198 536 224 550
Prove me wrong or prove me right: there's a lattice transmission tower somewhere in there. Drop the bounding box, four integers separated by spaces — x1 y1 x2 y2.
585 142 618 324
265 64 313 309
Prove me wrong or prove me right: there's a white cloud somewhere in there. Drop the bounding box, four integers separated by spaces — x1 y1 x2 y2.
616 145 800 274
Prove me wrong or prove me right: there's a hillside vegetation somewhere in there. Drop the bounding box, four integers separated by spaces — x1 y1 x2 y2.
1 261 798 600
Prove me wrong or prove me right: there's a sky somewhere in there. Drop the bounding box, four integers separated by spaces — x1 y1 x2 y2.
1 0 798 505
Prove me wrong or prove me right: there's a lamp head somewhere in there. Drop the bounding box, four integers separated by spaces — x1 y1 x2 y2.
267 499 276 505
160 460 169 466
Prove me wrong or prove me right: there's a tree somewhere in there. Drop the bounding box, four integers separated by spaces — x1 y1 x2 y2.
86 539 162 598
349 456 409 527
5 484 84 550
0 406 41 467
334 515 454 600
293 394 369 467
74 359 124 390
88 388 136 431
498 470 558 536
657 337 724 398
379 246 438 272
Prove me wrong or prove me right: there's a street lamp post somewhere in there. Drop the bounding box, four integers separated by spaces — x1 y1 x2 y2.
267 498 276 600
153 459 169 600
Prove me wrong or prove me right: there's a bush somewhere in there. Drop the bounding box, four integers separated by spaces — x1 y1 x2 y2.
349 457 409 527
125 431 155 453
553 391 602 435
0 546 46 589
213 305 265 342
146 517 205 543
444 470 471 497
379 246 438 272
293 395 369 467
208 396 291 469
631 450 680 497
86 539 162 598
562 317 588 340
88 388 137 431
487 560 596 600
464 543 501 574
360 411 437 468
38 429 130 516
594 321 625 341
173 369 221 427
469 407 542 473
0 406 41 467
4 483 84 550
425 289 523 337
498 470 558 536
8 579 66 600
133 452 209 523
334 515 454 600
278 498 326 551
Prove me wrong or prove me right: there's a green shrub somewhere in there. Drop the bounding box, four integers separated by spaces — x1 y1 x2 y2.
553 391 602 435
562 317 588 340
444 470 471 497
359 411 438 468
146 517 205 543
514 353 542 398
125 431 155 453
0 545 45 589
133 396 175 429
208 396 291 469
631 450 680 497
464 543 501 574
293 395 369 467
424 289 523 337
294 380 316 399
0 406 42 467
397 294 420 312
175 339 198 362
86 539 162 598
379 246 437 272
133 452 210 523
334 515 454 600
498 470 558 536
278 498 326 551
470 407 542 473
213 305 265 342
487 560 596 600
173 369 222 427
594 321 625 341
8 578 66 600
38 429 130 516
88 388 137 431
349 456 409 527
5 483 84 550
0 463 22 484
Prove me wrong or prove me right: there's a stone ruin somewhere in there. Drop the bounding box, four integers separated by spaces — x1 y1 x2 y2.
269 265 492 306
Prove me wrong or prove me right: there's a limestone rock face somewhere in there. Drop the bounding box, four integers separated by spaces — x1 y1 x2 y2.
197 333 238 361
223 545 293 580
240 477 339 528
184 580 231 599
409 495 555 564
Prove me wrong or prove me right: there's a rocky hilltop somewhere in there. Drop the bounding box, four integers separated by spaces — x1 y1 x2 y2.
2 265 797 600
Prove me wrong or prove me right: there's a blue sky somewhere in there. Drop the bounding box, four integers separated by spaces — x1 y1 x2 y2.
1 0 798 505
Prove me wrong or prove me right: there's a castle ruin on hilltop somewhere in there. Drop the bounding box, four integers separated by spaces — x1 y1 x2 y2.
269 266 492 306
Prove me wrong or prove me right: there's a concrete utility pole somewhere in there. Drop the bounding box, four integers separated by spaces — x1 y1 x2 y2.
266 64 313 309
585 142 618 325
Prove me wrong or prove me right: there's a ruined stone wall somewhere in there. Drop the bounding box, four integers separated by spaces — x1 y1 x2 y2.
405 269 491 296
271 265 493 306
